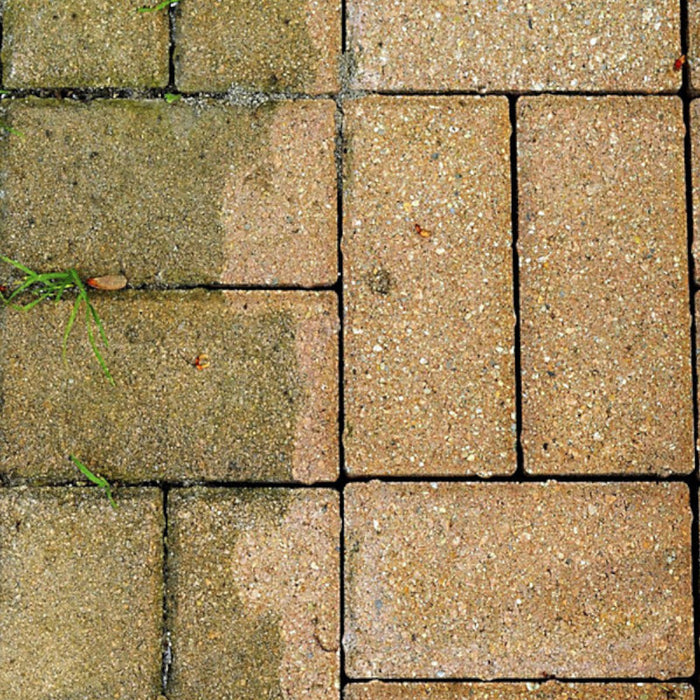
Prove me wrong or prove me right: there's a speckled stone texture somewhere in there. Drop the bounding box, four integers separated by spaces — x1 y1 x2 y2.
344 481 693 680
174 0 341 93
0 291 338 483
689 3 700 91
345 682 695 699
0 98 337 287
347 0 680 92
0 487 163 698
167 488 340 699
2 0 169 88
518 96 692 476
691 101 700 276
343 96 515 477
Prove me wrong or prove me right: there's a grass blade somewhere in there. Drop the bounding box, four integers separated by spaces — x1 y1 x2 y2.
70 455 118 509
1 256 36 277
137 0 177 12
63 296 81 361
85 304 114 385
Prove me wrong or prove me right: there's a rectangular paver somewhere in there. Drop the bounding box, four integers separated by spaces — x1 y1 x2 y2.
691 100 700 276
174 0 341 93
347 0 680 92
0 487 163 698
2 0 169 88
0 98 337 287
518 96 692 475
344 481 693 680
167 487 340 699
345 683 695 700
343 96 515 477
0 291 338 483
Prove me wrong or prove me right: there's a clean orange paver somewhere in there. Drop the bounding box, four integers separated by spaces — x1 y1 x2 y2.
344 481 693 680
167 487 340 698
343 96 515 477
519 96 692 475
0 488 163 699
347 0 680 92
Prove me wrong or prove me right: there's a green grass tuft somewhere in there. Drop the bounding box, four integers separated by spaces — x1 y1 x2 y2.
164 92 181 104
137 0 179 12
70 455 118 509
0 257 114 384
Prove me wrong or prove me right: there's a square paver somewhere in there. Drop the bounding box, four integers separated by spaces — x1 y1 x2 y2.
174 0 341 93
518 96 692 475
0 98 337 287
167 487 340 698
347 0 680 92
344 481 693 680
0 291 338 483
0 487 163 698
2 0 169 88
345 683 694 699
343 96 515 477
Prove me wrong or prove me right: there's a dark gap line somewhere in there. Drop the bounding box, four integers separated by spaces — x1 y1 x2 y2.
167 1 176 89
680 0 700 695
508 96 525 479
160 486 173 695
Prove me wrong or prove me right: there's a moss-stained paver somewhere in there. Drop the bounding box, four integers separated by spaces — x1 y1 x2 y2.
0 487 163 698
2 0 169 88
518 96 692 475
343 96 515 477
167 487 340 698
0 98 337 287
347 0 680 92
174 0 341 93
345 683 695 699
0 291 338 483
344 481 693 680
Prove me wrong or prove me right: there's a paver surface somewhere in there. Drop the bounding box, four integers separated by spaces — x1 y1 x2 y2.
0 487 163 699
167 487 340 698
344 481 693 680
0 291 338 483
347 0 680 92
0 98 337 287
343 96 515 477
518 96 692 475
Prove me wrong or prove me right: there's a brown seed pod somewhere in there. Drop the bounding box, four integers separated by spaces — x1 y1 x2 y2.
414 223 431 238
86 274 128 291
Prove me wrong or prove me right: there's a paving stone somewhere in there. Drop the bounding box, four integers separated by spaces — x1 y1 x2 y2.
345 682 695 699
167 487 340 698
691 101 700 276
518 96 692 475
343 96 515 477
174 0 341 93
344 481 693 680
0 97 337 287
347 0 680 92
0 290 338 483
689 4 700 91
0 487 163 698
2 0 169 88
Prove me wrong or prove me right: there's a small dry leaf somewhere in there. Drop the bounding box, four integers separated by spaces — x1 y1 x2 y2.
86 274 128 291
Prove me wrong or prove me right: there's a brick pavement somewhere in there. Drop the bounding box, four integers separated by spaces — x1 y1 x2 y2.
0 1 698 699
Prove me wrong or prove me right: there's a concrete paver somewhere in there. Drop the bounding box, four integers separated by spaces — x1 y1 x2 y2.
518 96 692 475
0 291 338 483
347 0 680 92
0 487 163 699
167 487 340 699
0 98 337 287
344 481 693 680
345 682 695 699
343 96 515 477
174 0 341 93
2 0 169 88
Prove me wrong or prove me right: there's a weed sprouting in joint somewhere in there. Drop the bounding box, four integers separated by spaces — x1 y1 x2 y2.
70 455 118 509
137 0 179 13
0 257 116 384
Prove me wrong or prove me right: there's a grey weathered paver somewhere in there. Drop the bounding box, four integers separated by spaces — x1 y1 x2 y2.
345 682 695 699
0 98 337 287
518 96 692 475
174 0 341 93
0 291 338 483
2 0 169 88
167 487 340 699
0 487 163 698
343 96 515 477
344 481 693 680
347 0 680 92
